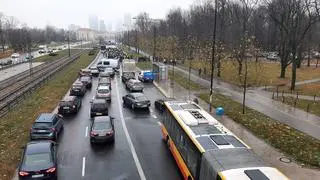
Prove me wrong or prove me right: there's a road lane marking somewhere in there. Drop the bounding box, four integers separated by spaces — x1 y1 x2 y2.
115 79 146 180
85 126 88 137
152 114 157 119
82 157 86 177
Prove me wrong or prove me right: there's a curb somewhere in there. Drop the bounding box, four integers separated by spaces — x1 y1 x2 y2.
153 81 170 98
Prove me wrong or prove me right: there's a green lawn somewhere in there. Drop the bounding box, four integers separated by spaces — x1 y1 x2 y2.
0 51 97 180
136 61 153 70
183 60 320 87
268 82 320 97
34 49 78 62
274 96 320 116
168 70 206 91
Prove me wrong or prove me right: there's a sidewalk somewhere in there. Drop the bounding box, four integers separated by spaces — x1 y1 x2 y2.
170 64 320 140
153 79 320 180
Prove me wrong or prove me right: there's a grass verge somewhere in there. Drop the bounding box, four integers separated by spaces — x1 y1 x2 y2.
0 51 97 180
267 82 320 97
274 96 320 117
168 70 206 91
198 93 320 167
136 61 153 70
34 49 78 62
183 60 320 87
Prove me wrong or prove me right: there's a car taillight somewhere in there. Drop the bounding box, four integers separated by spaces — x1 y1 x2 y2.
19 171 29 176
46 167 56 173
106 130 114 135
90 131 97 136
51 128 56 132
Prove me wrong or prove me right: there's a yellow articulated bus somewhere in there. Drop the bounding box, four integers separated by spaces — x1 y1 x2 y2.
160 100 289 180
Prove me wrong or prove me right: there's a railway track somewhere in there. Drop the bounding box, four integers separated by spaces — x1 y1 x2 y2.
0 50 87 117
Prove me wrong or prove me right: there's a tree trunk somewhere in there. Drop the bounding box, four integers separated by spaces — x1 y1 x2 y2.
280 63 286 78
297 46 302 68
238 62 243 75
242 60 248 114
291 60 297 90
307 46 311 67
316 58 319 68
217 54 221 77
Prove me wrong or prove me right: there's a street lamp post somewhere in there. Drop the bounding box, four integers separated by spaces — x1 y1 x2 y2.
209 0 218 112
67 31 71 57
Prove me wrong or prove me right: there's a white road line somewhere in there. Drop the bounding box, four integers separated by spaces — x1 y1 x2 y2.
85 126 88 137
115 79 146 180
152 114 157 119
82 157 86 177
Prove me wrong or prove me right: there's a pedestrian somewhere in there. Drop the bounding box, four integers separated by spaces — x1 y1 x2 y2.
198 68 202 76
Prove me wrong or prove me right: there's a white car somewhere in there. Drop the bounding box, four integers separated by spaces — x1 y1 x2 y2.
96 85 111 102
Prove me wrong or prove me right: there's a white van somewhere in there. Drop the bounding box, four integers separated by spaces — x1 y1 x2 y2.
97 58 119 71
11 53 20 64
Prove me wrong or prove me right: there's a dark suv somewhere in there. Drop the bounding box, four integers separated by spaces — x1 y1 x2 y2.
70 81 86 96
30 113 64 141
58 96 82 115
90 99 108 118
79 76 92 88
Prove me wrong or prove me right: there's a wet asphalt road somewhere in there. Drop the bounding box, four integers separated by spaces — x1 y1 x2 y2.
56 56 180 180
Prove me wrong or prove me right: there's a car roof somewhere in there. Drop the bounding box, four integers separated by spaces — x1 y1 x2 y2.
94 116 111 122
93 99 107 104
25 141 52 154
130 93 144 97
35 113 55 123
62 95 76 101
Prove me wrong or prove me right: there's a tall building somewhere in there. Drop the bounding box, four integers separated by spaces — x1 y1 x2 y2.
89 15 99 31
107 23 112 32
99 20 106 32
124 13 132 29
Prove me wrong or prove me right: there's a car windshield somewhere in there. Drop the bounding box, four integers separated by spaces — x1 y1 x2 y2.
33 122 52 128
98 89 109 93
80 77 90 81
23 153 51 166
59 101 72 106
92 103 106 109
93 121 111 130
136 95 147 101
134 82 143 86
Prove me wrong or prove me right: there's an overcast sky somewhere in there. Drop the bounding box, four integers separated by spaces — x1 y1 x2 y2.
0 0 195 30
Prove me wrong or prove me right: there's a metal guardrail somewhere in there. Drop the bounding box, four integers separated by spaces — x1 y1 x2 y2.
0 50 88 118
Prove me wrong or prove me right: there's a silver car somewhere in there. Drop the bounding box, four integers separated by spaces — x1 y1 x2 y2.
126 79 144 92
96 85 111 102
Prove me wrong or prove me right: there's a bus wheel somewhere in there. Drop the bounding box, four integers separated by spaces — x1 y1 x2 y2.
187 176 192 180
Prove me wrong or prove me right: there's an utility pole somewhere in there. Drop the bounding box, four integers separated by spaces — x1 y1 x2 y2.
209 0 218 112
153 24 156 61
67 31 71 57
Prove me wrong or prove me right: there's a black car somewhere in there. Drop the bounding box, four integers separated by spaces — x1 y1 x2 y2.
121 72 135 83
90 116 115 144
70 81 86 96
154 98 175 112
18 141 57 180
90 99 108 118
30 113 64 141
58 96 82 115
122 93 151 110
104 67 115 78
79 76 92 88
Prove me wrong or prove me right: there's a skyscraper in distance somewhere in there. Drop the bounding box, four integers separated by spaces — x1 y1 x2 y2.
89 15 99 31
100 20 106 32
